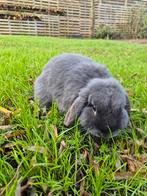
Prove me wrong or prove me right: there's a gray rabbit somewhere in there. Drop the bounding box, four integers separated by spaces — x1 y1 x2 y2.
34 53 130 138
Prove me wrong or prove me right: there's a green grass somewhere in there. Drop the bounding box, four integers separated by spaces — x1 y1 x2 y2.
0 35 147 195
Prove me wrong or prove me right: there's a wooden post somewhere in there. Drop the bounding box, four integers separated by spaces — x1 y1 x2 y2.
91 0 95 38
124 0 128 6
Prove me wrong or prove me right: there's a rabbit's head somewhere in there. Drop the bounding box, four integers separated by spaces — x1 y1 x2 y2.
64 78 130 139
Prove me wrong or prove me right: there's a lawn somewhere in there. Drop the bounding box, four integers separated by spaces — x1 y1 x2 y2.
0 35 147 196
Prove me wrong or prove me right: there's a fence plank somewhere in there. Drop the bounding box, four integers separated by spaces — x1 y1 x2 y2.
0 0 147 37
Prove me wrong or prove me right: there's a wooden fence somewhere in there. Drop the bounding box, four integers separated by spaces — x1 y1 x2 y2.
0 0 147 37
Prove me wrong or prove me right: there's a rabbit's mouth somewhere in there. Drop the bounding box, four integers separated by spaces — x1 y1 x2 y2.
87 128 120 139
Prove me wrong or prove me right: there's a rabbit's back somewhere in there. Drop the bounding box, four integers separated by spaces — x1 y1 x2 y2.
35 53 111 110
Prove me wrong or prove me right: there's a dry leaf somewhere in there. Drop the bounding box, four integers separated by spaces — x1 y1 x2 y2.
52 125 58 139
27 145 47 154
0 106 12 125
121 155 145 173
93 143 100 155
115 172 133 180
119 149 129 155
140 154 147 164
135 139 144 147
127 159 136 173
2 142 16 153
0 188 5 195
15 181 22 196
121 155 134 161
0 106 12 116
27 78 34 85
0 125 12 130
80 189 91 196
59 140 66 153
79 176 90 196
115 158 122 170
80 178 85 196
16 178 33 196
83 149 88 159
92 160 100 173
78 150 89 166
136 128 145 136
126 90 134 97
4 130 26 139
115 170 147 181
82 150 99 173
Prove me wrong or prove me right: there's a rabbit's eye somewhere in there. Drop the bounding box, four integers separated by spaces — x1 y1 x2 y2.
92 105 97 115
92 105 96 112
88 103 96 115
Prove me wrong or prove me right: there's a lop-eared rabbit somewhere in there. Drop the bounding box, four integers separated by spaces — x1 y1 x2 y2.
34 53 130 138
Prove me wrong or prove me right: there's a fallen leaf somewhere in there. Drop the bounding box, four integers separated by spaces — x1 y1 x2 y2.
0 125 12 130
79 176 89 196
121 155 135 161
115 172 134 180
52 125 58 139
59 140 66 153
140 154 147 164
134 138 147 150
0 188 5 195
121 155 145 173
79 173 90 195
115 170 147 181
82 150 100 173
27 145 47 154
28 96 34 101
135 139 144 147
83 149 89 159
93 143 100 155
0 106 12 125
75 169 84 191
115 158 122 170
27 78 34 85
0 106 12 116
119 149 129 155
80 189 91 196
15 178 34 196
136 128 146 136
92 160 100 173
2 142 16 153
4 130 26 139
127 159 136 173
126 89 134 97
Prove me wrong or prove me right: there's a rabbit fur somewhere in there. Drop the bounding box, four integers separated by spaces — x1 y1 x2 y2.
34 53 130 138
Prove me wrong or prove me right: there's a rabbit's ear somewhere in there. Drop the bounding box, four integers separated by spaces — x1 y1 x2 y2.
64 96 86 127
